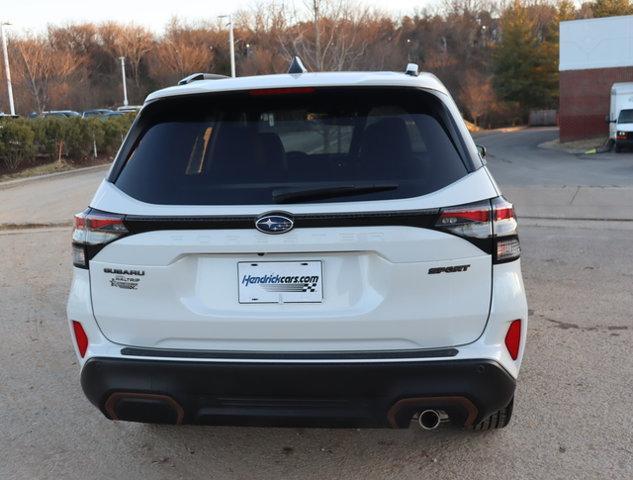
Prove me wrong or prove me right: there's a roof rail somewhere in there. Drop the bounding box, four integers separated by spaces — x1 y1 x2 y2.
288 56 308 74
178 73 229 86
405 63 419 77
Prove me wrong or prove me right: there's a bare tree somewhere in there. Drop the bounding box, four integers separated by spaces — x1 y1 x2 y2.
147 19 217 83
117 26 154 88
234 2 293 74
459 70 495 126
1 0 567 128
278 0 373 71
15 36 83 111
99 23 154 87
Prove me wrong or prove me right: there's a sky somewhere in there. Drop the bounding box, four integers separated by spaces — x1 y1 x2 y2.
5 0 438 34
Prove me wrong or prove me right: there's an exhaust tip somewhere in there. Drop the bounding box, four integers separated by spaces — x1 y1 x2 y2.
418 409 441 430
104 392 184 425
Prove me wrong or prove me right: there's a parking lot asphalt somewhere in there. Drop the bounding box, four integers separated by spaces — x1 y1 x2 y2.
1 128 632 479
477 127 633 220
475 127 633 187
0 166 107 227
1 221 631 480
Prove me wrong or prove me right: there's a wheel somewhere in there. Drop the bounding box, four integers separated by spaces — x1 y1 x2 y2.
615 143 622 153
472 397 514 430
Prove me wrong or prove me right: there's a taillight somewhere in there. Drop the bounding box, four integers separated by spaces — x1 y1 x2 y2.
435 200 492 239
72 321 89 357
504 319 522 360
491 197 520 263
435 196 520 264
72 209 128 268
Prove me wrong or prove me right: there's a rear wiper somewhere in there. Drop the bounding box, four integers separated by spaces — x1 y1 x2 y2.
272 183 399 204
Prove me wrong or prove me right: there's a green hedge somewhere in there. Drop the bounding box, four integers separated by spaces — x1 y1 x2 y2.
0 114 135 173
0 119 36 172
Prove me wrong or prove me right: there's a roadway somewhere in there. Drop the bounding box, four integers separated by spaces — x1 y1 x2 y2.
478 127 633 220
476 127 633 187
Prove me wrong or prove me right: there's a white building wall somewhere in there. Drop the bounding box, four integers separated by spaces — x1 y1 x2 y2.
560 15 633 71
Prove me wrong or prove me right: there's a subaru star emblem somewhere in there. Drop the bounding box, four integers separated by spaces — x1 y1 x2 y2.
255 214 294 234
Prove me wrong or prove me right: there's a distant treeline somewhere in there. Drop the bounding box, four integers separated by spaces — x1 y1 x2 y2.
0 0 630 128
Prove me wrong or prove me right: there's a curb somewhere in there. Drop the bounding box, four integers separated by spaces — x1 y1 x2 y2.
537 140 586 155
0 222 73 232
471 126 528 139
538 137 611 156
0 163 110 191
520 215 633 222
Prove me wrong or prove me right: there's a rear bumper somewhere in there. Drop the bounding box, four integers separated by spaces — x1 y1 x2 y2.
81 357 516 428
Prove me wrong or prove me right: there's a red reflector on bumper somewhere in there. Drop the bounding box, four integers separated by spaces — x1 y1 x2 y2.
72 321 89 357
505 319 521 360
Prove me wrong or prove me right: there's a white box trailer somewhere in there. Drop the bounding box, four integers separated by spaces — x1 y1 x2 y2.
610 83 633 143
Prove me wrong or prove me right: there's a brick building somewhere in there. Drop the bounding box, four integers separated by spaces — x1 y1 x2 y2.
559 15 633 142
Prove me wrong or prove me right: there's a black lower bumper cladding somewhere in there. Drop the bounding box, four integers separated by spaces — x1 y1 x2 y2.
81 357 516 428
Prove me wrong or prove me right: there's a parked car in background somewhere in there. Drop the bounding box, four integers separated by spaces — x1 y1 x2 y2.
101 112 126 119
68 62 528 432
43 110 81 118
0 112 19 119
82 109 115 118
116 105 142 113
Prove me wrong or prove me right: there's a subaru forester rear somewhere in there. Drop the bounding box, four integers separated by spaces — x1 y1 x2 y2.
67 66 527 430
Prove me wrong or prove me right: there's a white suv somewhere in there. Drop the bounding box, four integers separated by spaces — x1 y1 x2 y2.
67 63 527 430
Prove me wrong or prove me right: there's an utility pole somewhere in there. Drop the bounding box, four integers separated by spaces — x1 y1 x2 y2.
1 22 15 115
313 0 321 70
119 56 129 107
219 14 236 77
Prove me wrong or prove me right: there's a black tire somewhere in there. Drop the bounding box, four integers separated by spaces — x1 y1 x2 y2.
472 397 514 431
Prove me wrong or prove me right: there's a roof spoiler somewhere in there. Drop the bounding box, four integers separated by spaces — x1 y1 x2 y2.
178 73 229 86
288 56 308 74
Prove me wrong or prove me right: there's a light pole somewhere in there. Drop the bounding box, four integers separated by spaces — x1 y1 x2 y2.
1 22 15 116
218 14 236 77
119 56 129 107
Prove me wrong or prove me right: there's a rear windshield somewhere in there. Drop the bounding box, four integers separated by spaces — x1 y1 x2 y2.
112 88 472 205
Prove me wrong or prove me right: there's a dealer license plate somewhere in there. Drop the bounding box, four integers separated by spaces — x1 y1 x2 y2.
238 261 323 304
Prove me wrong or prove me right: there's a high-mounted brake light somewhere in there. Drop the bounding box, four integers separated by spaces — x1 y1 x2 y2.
435 196 520 264
72 209 128 268
505 319 522 360
72 321 89 358
249 87 316 96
